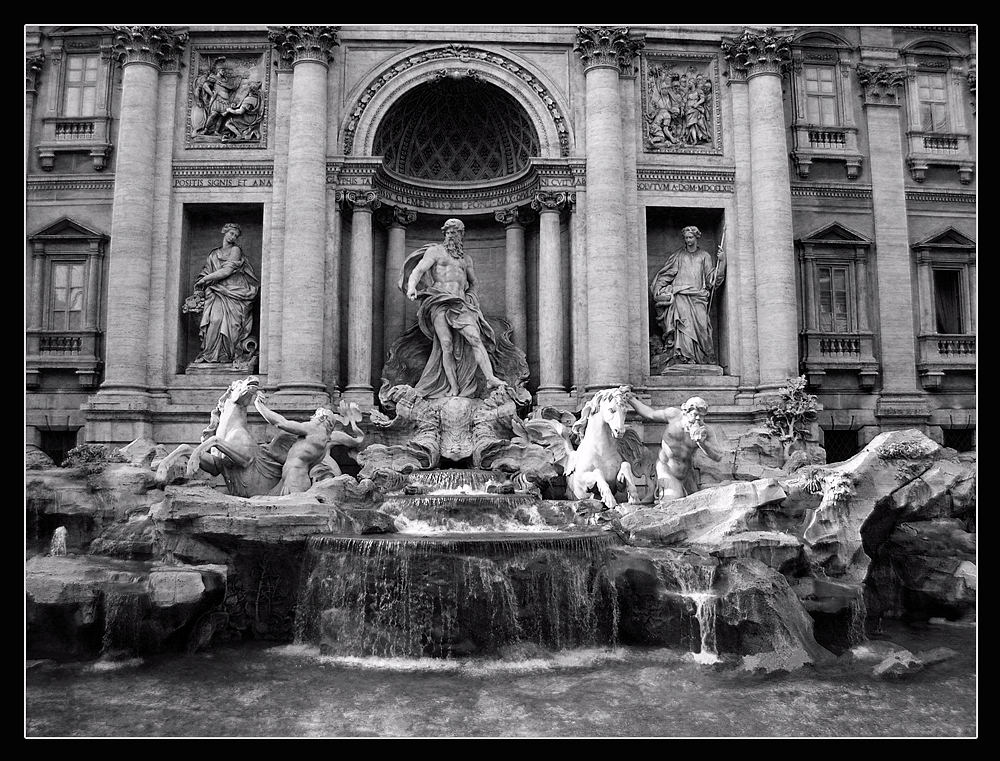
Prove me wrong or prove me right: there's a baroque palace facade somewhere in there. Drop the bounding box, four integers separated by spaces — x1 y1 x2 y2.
25 25 976 463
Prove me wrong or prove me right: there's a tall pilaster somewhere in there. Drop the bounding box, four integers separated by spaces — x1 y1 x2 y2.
270 26 338 401
495 207 529 355
531 192 571 400
617 34 645 385
383 206 417 358
725 61 760 391
100 26 187 397
856 63 927 423
25 50 44 170
339 190 381 406
722 29 797 390
574 27 643 390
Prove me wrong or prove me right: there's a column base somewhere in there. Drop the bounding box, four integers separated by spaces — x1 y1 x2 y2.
535 389 575 410
875 394 931 429
83 389 155 446
340 387 375 410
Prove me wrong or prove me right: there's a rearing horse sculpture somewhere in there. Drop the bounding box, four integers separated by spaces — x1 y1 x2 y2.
184 375 286 496
526 386 648 509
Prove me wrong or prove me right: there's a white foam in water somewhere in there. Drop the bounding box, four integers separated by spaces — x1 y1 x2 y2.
268 644 628 675
393 515 559 534
87 657 145 672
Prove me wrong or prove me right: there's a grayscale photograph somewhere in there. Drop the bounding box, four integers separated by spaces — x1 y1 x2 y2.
25 23 977 739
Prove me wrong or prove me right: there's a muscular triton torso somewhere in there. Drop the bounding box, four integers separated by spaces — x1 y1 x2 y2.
426 245 471 296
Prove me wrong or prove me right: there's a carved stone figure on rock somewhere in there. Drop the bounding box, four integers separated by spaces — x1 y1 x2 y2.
650 225 725 367
525 386 649 509
401 218 509 398
626 393 724 503
254 397 365 495
185 222 259 369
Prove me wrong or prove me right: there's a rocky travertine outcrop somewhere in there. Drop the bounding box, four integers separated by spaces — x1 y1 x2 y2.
25 555 225 660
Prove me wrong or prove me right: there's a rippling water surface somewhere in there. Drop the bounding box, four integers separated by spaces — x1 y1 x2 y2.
25 620 975 738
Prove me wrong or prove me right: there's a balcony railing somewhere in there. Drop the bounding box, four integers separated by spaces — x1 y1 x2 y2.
54 120 97 141
818 336 861 355
808 129 848 148
39 334 83 354
917 333 976 389
923 134 960 152
800 330 878 388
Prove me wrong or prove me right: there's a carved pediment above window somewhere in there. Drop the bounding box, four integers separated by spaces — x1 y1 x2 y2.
799 222 873 247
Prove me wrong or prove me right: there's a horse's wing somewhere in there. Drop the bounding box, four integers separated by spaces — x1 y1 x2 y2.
523 418 574 471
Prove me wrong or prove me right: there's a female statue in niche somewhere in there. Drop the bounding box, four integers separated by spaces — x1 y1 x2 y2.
186 222 260 368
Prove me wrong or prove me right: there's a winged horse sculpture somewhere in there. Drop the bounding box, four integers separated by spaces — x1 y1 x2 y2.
525 386 650 509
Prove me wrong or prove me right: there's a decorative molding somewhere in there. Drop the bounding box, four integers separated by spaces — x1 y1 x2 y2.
171 162 274 188
27 175 116 193
495 207 534 227
26 51 45 92
574 27 641 74
268 26 339 67
618 34 646 77
111 26 188 69
856 63 907 105
185 45 271 150
791 183 872 200
641 52 723 155
636 167 734 193
530 191 573 213
336 189 381 212
359 164 541 213
342 45 571 158
720 28 792 79
532 159 587 190
377 205 417 228
905 190 976 205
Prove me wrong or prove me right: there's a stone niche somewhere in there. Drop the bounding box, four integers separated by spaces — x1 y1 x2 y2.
645 207 728 374
178 204 264 372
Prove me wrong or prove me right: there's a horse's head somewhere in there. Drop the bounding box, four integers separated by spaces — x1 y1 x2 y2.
220 375 261 409
576 387 629 439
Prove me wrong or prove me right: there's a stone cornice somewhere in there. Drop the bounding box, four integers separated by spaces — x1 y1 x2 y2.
856 64 907 105
905 190 976 205
172 163 273 178
111 26 188 69
27 175 116 193
269 26 339 67
26 51 45 92
791 183 872 200
574 27 641 74
531 190 573 213
336 189 381 212
720 28 792 79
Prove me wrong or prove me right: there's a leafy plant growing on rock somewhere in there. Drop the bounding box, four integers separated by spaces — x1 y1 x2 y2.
60 444 127 475
762 376 820 466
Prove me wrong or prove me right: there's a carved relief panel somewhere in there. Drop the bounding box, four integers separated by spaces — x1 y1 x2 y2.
186 45 270 149
640 53 722 155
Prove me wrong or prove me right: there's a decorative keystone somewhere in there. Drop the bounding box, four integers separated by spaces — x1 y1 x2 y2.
336 189 381 212
531 191 573 213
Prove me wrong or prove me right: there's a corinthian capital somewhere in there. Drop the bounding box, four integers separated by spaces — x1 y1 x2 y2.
856 64 907 105
270 26 340 67
574 27 641 74
112 26 188 69
495 207 535 227
720 28 792 79
336 189 381 212
26 51 45 92
531 191 573 213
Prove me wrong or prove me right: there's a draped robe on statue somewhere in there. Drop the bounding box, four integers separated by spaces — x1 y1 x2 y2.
381 245 528 401
195 248 259 364
650 246 722 365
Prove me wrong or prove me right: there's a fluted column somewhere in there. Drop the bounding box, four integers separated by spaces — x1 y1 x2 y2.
495 207 529 354
270 26 339 398
339 190 381 404
100 26 186 395
28 242 45 330
574 27 643 389
383 206 416 355
531 192 571 395
723 29 797 389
